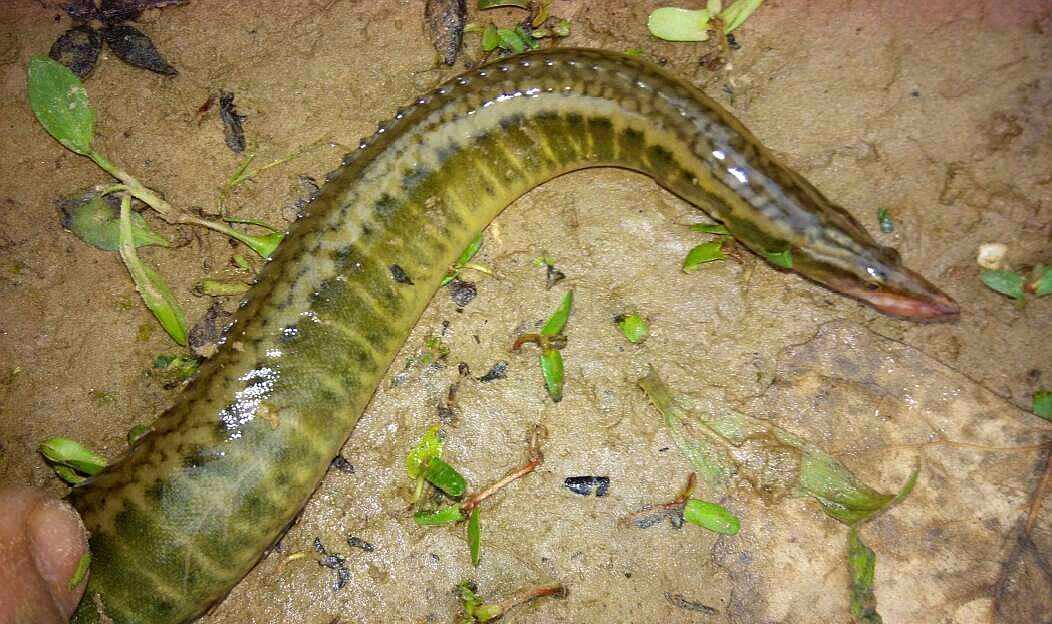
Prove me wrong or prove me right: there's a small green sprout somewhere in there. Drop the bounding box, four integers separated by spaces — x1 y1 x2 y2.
39 437 107 485
68 553 91 591
406 424 444 500
118 195 188 345
683 241 727 272
442 233 490 286
514 291 573 402
764 248 793 269
648 0 765 42
414 505 464 526
615 313 649 344
980 269 1025 300
683 499 740 535
1033 391 1052 421
232 254 251 271
425 457 468 498
27 55 293 347
876 208 894 234
847 527 880 623
457 581 565 623
468 507 482 567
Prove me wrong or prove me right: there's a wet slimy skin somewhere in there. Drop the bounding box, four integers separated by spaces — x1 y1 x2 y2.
68 48 957 624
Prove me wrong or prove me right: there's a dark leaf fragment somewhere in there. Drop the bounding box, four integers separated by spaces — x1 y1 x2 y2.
65 0 99 21
665 593 718 615
101 24 177 75
329 456 354 474
313 537 352 591
187 300 227 358
545 263 565 289
346 536 375 552
389 264 414 284
449 279 476 307
563 476 610 497
218 90 246 154
95 0 188 23
478 361 508 382
49 25 101 79
424 0 467 66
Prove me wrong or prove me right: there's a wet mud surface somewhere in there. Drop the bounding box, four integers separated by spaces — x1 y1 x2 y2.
1 1 1050 622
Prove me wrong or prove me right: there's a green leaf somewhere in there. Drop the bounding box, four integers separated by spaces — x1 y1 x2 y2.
126 424 150 446
876 208 894 234
847 528 882 623
764 248 793 269
496 27 527 53
52 464 87 485
425 457 468 498
719 0 766 33
118 196 188 346
68 553 90 590
689 223 730 235
414 505 463 526
478 0 529 8
1027 265 1051 297
684 499 741 535
482 24 500 51
615 313 649 343
233 254 251 270
238 230 284 259
40 437 107 476
540 348 564 402
406 425 444 479
1033 391 1052 421
468 507 481 567
552 19 571 37
683 241 726 272
541 290 574 337
638 367 898 525
647 8 712 42
443 233 485 285
62 194 169 251
27 55 94 155
980 269 1025 300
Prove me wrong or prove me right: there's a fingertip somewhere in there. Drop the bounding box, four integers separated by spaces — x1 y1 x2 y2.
26 496 91 619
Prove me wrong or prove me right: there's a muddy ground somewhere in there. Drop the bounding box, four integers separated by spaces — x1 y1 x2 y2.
1 1 1050 622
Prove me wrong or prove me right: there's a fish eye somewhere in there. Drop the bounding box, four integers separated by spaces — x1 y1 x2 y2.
864 282 880 291
865 265 888 283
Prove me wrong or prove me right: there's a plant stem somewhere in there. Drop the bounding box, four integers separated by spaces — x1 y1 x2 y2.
461 427 544 514
88 149 183 223
488 583 565 618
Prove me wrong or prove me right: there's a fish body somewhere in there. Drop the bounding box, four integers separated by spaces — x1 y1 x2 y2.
69 48 956 624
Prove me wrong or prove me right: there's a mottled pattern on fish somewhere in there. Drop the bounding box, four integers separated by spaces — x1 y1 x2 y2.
69 48 952 624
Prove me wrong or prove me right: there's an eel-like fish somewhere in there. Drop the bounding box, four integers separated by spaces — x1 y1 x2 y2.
69 48 958 624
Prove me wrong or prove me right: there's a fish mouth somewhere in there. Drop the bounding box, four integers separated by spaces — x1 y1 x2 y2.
853 288 960 321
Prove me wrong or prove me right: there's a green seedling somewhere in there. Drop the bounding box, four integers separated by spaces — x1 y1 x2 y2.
119 195 188 345
876 208 894 234
39 437 107 485
513 291 573 402
683 499 740 535
648 0 765 42
1033 390 1051 421
683 240 727 272
468 507 482 567
442 233 491 286
615 313 649 343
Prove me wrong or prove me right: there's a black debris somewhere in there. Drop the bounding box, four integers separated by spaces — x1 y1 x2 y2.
449 279 476 307
313 537 352 591
726 33 740 50
329 456 354 474
477 361 508 382
545 263 565 289
49 24 101 79
187 300 227 358
424 0 467 66
94 0 187 23
346 536 375 552
563 476 610 497
389 264 413 284
665 592 718 615
101 23 177 75
218 90 246 154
